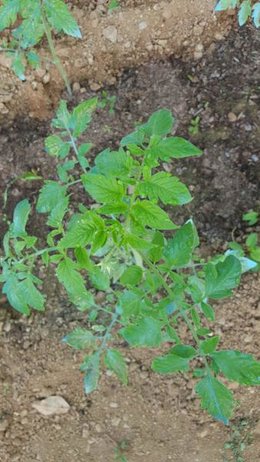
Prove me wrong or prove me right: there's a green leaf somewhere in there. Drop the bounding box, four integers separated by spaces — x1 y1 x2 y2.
243 210 259 226
104 349 128 385
98 203 128 216
27 51 40 69
205 255 241 299
82 173 125 203
120 265 143 286
82 353 100 394
56 257 94 310
238 0 252 26
74 247 92 269
45 135 70 158
13 5 44 48
118 290 144 320
0 0 20 32
2 274 45 315
63 328 96 349
94 149 132 178
59 214 97 248
200 336 220 355
131 200 177 230
137 172 192 206
253 3 260 27
52 99 71 129
89 266 110 291
121 317 162 347
120 130 145 147
11 53 26 80
246 233 258 249
164 220 199 267
37 181 67 213
154 137 202 161
200 302 215 321
47 194 69 228
171 344 197 359
195 374 235 424
44 0 82 38
215 0 238 11
11 199 31 237
142 109 174 137
152 352 190 374
71 98 97 137
212 350 260 385
77 143 91 169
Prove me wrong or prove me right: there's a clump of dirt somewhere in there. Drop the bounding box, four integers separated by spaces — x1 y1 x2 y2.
0 0 233 123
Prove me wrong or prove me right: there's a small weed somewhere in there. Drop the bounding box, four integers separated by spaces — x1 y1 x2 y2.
114 439 129 461
223 419 253 462
99 91 117 115
188 116 200 136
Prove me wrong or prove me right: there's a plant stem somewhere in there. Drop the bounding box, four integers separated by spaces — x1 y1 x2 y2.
41 9 72 97
15 246 58 265
99 313 119 351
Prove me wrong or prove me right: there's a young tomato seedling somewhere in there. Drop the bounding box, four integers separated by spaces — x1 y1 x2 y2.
1 101 259 425
0 0 82 95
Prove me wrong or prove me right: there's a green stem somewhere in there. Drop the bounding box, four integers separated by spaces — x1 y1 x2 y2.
99 313 119 351
15 246 58 265
41 9 72 97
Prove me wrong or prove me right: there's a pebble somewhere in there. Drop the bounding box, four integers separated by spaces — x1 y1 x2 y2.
228 112 237 122
139 21 147 30
90 82 102 92
253 420 260 439
42 73 50 84
109 402 119 408
0 419 9 432
72 82 81 92
103 26 118 43
32 396 70 416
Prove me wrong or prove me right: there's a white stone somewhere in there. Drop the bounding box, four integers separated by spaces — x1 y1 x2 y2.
103 26 118 43
32 396 70 416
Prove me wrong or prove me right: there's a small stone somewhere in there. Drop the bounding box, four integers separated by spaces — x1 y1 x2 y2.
95 423 102 433
0 102 9 114
32 396 70 416
103 26 118 43
82 427 89 439
3 320 11 332
138 21 147 30
72 82 80 92
228 112 237 122
244 335 253 344
111 417 121 427
109 402 119 408
0 419 9 432
90 82 101 92
253 421 260 438
31 81 38 90
42 73 50 84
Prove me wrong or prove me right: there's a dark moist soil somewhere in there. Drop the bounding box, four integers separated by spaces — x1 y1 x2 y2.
0 26 260 462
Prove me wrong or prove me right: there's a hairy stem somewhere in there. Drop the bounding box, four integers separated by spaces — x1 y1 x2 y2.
41 9 72 97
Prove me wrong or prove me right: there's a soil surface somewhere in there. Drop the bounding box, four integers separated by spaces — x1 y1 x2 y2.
0 0 233 123
0 15 260 462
